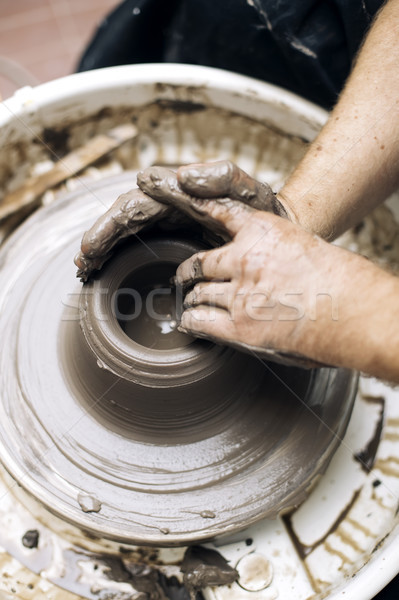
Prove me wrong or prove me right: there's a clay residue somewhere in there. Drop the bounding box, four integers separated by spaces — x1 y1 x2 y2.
0 99 307 232
74 187 170 282
354 397 384 472
0 166 357 545
41 126 70 158
0 93 356 549
154 99 207 113
100 553 200 600
181 546 238 597
282 489 361 560
21 529 39 549
0 124 137 225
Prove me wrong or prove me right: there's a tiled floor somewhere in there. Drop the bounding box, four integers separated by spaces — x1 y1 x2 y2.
0 0 120 100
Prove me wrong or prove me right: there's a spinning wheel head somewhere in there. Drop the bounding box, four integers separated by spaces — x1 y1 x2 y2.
0 171 357 545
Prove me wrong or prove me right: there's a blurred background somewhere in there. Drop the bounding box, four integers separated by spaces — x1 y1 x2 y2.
0 0 119 100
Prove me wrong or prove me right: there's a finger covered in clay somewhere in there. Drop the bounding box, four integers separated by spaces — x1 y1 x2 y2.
178 310 322 369
177 160 287 216
173 245 233 288
75 188 169 281
137 166 255 239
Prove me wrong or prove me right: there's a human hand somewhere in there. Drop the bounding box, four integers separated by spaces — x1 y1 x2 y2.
138 160 288 218
138 164 359 366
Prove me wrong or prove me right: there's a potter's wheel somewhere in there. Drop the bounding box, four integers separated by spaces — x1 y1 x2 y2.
0 64 398 599
0 169 357 545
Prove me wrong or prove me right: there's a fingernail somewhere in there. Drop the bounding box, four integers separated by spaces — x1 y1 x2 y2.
137 170 154 186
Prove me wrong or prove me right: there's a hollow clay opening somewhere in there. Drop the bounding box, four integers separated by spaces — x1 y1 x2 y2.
116 261 193 350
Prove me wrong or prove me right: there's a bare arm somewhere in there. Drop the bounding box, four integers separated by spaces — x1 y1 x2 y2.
279 0 399 240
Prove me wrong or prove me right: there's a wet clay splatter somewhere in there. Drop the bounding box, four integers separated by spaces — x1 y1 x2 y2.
181 546 238 598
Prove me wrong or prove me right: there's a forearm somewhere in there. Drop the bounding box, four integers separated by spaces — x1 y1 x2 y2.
299 254 399 381
279 0 399 240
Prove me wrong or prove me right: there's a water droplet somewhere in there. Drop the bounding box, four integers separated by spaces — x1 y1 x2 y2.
132 7 141 15
236 553 273 591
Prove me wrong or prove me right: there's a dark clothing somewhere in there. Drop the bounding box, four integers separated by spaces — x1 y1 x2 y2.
78 0 383 109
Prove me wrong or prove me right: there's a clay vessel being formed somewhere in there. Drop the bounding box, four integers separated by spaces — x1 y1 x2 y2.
0 172 358 545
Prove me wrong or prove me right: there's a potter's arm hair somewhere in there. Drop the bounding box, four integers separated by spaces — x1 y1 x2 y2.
278 0 399 240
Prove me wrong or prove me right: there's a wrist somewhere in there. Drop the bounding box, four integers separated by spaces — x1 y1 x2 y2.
274 191 299 224
350 273 399 380
276 186 338 241
310 256 399 380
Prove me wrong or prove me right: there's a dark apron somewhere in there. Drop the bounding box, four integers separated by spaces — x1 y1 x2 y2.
77 0 383 108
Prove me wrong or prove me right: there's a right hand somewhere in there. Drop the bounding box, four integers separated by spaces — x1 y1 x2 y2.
139 166 389 373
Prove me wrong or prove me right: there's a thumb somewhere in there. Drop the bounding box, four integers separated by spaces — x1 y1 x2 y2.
137 166 254 237
177 160 276 212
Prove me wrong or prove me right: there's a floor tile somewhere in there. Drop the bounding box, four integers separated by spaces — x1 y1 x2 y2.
0 0 119 100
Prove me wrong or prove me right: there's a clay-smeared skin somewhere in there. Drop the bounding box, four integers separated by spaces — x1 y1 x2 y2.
137 162 288 232
136 166 319 367
136 162 399 381
137 163 394 373
74 188 170 282
177 160 287 217
75 161 286 282
137 166 243 241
